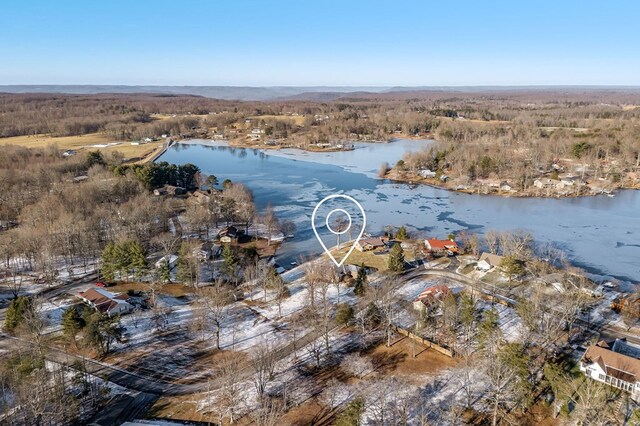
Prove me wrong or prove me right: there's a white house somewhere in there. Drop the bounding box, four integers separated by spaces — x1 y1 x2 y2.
155 254 178 270
580 340 640 401
418 169 437 179
78 287 132 316
477 252 505 272
533 178 554 189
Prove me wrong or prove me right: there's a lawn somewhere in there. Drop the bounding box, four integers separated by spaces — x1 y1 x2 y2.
248 114 307 126
0 133 164 162
330 246 390 271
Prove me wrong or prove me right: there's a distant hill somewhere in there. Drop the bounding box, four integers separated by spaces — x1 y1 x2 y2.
0 85 390 101
3 85 640 102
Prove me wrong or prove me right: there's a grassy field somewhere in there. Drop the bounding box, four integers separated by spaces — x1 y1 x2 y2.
0 133 164 162
249 114 307 126
332 246 390 271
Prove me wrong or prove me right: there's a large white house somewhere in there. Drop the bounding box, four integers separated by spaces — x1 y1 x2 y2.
580 339 640 401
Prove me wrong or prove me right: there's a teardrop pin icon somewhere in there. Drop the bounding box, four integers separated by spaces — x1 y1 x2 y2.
311 194 367 267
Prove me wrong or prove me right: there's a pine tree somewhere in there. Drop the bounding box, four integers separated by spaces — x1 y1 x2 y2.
459 293 476 339
477 308 502 353
336 303 354 326
158 260 171 283
396 225 408 240
353 263 367 296
4 296 32 333
62 305 86 341
335 396 364 426
221 244 238 280
500 255 525 282
127 241 148 279
101 242 117 281
387 243 405 272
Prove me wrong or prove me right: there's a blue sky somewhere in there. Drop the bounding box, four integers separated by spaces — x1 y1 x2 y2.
1 0 639 86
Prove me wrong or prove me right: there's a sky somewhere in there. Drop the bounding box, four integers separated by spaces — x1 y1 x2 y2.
1 0 639 86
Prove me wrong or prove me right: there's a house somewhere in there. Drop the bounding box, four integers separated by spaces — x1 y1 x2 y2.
62 149 77 157
419 169 437 179
194 242 213 261
580 339 640 401
413 285 452 311
424 238 459 255
155 185 186 196
477 252 505 272
500 182 512 191
155 254 178 270
355 237 385 252
191 190 211 204
78 287 132 316
219 226 239 243
533 178 554 189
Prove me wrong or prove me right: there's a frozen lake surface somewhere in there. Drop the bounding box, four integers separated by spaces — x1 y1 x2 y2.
159 139 640 283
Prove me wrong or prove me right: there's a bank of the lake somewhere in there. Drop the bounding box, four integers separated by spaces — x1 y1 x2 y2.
157 139 640 283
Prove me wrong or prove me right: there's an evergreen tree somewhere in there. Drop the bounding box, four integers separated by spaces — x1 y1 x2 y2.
387 243 405 272
335 396 364 426
83 313 122 355
500 255 525 282
353 263 367 296
127 241 148 279
62 305 86 341
477 308 502 353
86 150 106 168
396 225 408 240
157 260 171 283
459 293 476 338
177 242 199 286
336 303 354 326
101 242 117 281
4 296 32 333
221 244 238 280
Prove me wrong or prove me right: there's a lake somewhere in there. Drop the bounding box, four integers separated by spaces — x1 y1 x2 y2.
158 139 640 283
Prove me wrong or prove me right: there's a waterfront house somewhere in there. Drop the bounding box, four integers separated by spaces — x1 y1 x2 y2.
355 237 385 252
424 238 459 255
477 252 505 272
533 178 554 189
580 339 640 401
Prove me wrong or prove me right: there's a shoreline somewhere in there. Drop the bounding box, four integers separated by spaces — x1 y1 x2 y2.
383 169 639 199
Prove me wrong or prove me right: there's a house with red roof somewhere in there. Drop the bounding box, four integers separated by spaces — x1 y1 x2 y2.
424 238 459 255
413 284 452 311
78 287 132 316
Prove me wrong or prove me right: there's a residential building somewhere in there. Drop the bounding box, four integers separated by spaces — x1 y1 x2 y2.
355 237 385 252
477 252 505 272
424 238 459 255
533 178 554 189
580 339 640 401
413 284 451 311
78 287 132 316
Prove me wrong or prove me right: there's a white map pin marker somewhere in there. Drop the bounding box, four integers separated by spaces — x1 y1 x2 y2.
312 194 367 267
